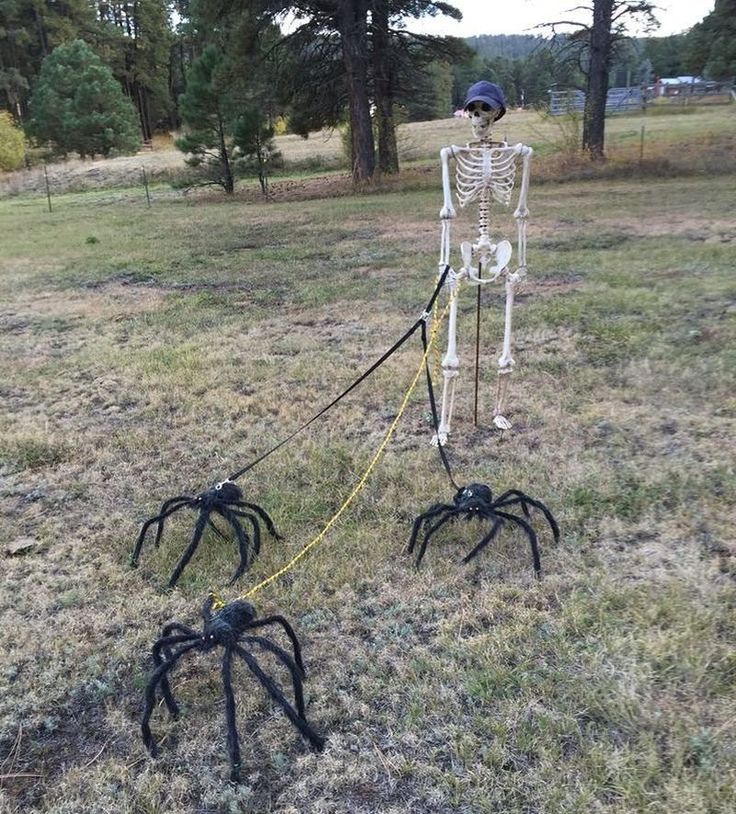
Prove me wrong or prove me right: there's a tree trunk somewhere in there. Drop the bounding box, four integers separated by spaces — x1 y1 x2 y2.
218 115 234 193
583 0 614 160
371 0 399 175
337 0 375 183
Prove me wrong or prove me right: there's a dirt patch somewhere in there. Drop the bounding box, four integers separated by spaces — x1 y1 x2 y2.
0 679 136 809
3 283 166 322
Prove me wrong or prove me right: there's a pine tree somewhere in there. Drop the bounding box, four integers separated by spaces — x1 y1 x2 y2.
234 106 281 195
685 0 736 80
175 45 239 193
0 0 100 120
28 39 140 158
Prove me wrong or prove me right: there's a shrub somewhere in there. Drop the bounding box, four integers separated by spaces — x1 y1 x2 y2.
0 111 25 171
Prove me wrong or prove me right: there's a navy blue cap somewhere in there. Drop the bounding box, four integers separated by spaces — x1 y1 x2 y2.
463 81 506 121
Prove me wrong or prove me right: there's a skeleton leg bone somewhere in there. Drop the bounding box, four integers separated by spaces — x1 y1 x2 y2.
432 272 462 446
493 273 518 430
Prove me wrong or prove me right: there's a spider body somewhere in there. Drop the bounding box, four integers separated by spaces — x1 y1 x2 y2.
142 597 325 782
130 480 282 588
409 482 559 575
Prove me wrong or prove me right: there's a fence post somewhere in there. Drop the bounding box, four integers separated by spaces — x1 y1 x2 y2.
639 125 646 163
43 163 52 213
142 166 151 208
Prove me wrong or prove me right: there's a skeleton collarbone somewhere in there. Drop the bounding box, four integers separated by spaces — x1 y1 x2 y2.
453 141 523 209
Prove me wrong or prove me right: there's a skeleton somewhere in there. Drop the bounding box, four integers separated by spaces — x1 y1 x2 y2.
434 81 532 445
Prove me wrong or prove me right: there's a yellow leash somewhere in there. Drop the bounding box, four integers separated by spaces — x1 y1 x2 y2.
210 293 454 610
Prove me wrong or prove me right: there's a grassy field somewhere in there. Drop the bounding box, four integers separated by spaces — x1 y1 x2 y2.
0 120 735 813
1 103 734 197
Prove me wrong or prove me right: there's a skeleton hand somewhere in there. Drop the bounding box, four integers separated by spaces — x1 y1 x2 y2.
460 241 477 279
508 266 527 286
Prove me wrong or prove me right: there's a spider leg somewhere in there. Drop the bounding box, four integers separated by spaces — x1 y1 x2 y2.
161 622 198 638
462 517 504 564
495 493 560 543
415 509 463 568
217 507 253 584
142 640 200 755
244 615 305 674
495 490 531 519
130 498 192 567
242 635 306 716
168 509 210 588
234 501 283 541
152 632 199 716
228 510 262 556
154 496 195 547
408 504 451 554
233 644 325 752
221 646 242 783
494 509 542 577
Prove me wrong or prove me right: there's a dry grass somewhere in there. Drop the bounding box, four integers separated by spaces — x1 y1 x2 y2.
1 103 733 199
0 134 735 813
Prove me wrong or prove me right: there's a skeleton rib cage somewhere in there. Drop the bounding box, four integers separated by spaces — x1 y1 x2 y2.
453 144 520 209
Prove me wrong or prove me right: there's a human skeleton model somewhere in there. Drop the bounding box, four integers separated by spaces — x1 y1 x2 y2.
434 81 532 446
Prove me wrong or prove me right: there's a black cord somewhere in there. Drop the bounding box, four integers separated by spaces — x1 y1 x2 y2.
228 267 451 482
420 319 460 491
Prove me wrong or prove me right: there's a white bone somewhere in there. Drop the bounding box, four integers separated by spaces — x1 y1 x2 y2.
432 96 532 443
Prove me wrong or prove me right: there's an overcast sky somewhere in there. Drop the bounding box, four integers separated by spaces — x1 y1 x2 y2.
407 0 715 38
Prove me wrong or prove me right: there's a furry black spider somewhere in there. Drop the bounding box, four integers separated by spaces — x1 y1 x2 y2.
409 483 559 576
130 479 282 588
142 596 325 782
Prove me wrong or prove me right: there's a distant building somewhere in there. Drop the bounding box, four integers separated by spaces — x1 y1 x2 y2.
652 77 731 97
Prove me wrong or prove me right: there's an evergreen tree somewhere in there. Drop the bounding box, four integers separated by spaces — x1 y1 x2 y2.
233 106 281 195
175 44 239 193
0 0 100 120
644 34 687 78
94 0 174 142
685 0 736 80
543 1 657 160
28 39 140 157
268 0 462 182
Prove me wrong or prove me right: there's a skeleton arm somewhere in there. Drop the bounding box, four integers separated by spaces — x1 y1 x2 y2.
512 145 532 276
439 146 457 220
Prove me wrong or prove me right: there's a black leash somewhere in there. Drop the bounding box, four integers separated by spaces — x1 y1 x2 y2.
228 267 451 482
420 319 460 491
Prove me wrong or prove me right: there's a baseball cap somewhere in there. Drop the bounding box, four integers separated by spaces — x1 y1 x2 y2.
463 81 506 121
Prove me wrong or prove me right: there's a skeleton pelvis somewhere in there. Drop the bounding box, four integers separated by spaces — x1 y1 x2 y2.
461 239 512 283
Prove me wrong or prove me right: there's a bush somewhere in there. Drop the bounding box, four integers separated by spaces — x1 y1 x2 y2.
0 112 25 171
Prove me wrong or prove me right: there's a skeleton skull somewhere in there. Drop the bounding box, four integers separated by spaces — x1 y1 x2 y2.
466 100 498 140
463 80 506 142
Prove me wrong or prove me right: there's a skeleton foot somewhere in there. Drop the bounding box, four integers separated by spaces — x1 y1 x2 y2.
493 414 512 431
431 430 449 447
493 368 513 430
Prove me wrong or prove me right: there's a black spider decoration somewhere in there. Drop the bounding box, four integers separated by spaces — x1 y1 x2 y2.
130 479 282 588
142 596 326 782
409 483 559 576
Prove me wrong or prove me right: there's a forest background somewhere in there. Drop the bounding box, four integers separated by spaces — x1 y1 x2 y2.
1 0 733 182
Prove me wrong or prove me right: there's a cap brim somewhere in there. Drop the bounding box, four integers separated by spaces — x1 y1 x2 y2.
464 96 506 120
